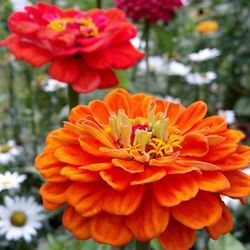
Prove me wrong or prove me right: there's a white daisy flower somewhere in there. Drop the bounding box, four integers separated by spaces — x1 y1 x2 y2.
138 56 166 74
0 172 26 192
0 141 22 165
218 109 236 124
42 79 67 92
0 196 44 242
9 0 31 11
185 72 217 85
188 48 221 62
166 61 191 76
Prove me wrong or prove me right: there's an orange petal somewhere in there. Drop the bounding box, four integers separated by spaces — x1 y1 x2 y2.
78 135 111 158
88 100 109 125
176 159 220 171
100 167 132 191
62 206 90 240
39 181 70 205
130 93 147 118
172 191 222 229
55 145 92 165
42 197 61 211
192 116 226 135
153 174 198 207
99 147 130 159
112 159 145 173
90 212 133 247
149 151 180 167
66 182 103 217
103 90 130 115
207 135 225 146
69 105 91 123
46 128 78 145
131 166 166 185
202 141 237 162
206 201 233 240
102 185 145 215
176 101 207 133
35 151 61 169
126 191 169 241
221 170 250 197
40 165 67 182
180 132 209 157
79 162 113 171
216 153 249 171
237 145 250 158
196 171 230 192
158 219 196 250
60 166 100 182
166 102 184 124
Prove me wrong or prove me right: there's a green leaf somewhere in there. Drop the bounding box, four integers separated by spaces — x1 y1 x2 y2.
235 97 250 116
208 234 246 250
152 25 173 55
115 70 130 90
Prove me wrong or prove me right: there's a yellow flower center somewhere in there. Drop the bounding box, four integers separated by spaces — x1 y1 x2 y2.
10 211 27 227
108 101 183 162
1 145 10 153
196 20 219 34
47 17 98 37
2 181 12 187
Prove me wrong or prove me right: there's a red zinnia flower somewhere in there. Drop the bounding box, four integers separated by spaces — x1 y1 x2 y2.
0 2 144 93
114 0 184 23
36 88 250 250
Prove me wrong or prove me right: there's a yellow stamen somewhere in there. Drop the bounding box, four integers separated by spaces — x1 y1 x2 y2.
134 130 152 151
10 211 27 227
1 145 10 153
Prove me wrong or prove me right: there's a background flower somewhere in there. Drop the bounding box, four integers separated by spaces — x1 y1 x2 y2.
0 172 26 192
36 88 250 250
0 196 44 242
196 20 219 34
166 61 191 76
0 140 22 165
0 2 144 93
114 0 183 23
185 72 217 85
188 48 220 62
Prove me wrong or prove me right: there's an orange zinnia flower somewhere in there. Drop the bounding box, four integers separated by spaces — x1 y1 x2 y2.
196 20 219 34
36 88 250 250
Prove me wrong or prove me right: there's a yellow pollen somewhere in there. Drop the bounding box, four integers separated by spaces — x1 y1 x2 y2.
10 211 27 227
107 101 183 162
2 181 11 187
47 17 98 37
1 145 10 153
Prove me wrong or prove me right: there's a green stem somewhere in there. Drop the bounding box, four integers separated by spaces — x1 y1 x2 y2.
144 20 151 92
136 240 151 250
97 0 102 8
68 85 79 109
8 65 21 144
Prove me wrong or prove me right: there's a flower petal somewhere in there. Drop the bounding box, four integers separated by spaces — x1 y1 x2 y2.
90 213 132 247
158 219 195 250
180 132 208 157
102 186 145 215
172 191 222 229
126 191 169 241
153 174 199 207
62 206 90 240
206 201 233 240
176 101 207 133
221 171 250 197
196 171 230 192
100 167 132 191
112 159 145 173
131 166 166 185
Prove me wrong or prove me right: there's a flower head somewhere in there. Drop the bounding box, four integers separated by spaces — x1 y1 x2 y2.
188 48 220 62
114 0 183 23
0 172 26 192
36 88 250 249
0 140 22 165
218 110 236 125
166 61 191 76
196 20 219 34
185 72 217 85
0 2 144 93
0 196 44 242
